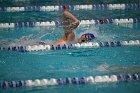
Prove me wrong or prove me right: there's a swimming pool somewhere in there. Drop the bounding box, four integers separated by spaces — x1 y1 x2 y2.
0 0 140 93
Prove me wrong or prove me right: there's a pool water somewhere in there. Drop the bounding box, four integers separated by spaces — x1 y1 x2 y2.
0 0 140 93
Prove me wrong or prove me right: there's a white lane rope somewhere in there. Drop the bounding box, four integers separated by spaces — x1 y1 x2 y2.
0 40 139 52
0 18 139 28
0 3 139 12
0 74 139 89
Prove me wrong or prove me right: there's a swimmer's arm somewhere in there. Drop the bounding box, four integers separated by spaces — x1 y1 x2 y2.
63 11 79 22
64 11 80 30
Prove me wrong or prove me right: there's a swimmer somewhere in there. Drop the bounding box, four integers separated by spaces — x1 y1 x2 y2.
54 5 96 45
96 64 140 74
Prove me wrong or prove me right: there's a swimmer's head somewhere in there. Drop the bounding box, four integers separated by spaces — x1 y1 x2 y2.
63 5 68 10
78 33 95 43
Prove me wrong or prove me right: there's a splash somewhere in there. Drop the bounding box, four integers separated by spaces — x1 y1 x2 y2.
0 33 53 47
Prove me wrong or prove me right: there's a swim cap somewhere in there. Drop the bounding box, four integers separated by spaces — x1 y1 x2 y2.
63 5 68 10
82 33 95 39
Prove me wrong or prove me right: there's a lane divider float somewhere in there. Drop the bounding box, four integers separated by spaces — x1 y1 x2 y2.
0 40 139 52
0 18 140 28
0 3 140 12
0 74 139 89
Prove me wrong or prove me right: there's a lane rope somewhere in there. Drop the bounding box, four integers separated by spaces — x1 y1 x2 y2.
0 18 140 28
0 74 139 89
0 40 139 52
0 3 140 12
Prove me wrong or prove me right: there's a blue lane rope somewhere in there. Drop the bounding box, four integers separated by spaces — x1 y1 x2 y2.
0 40 139 52
0 74 139 89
